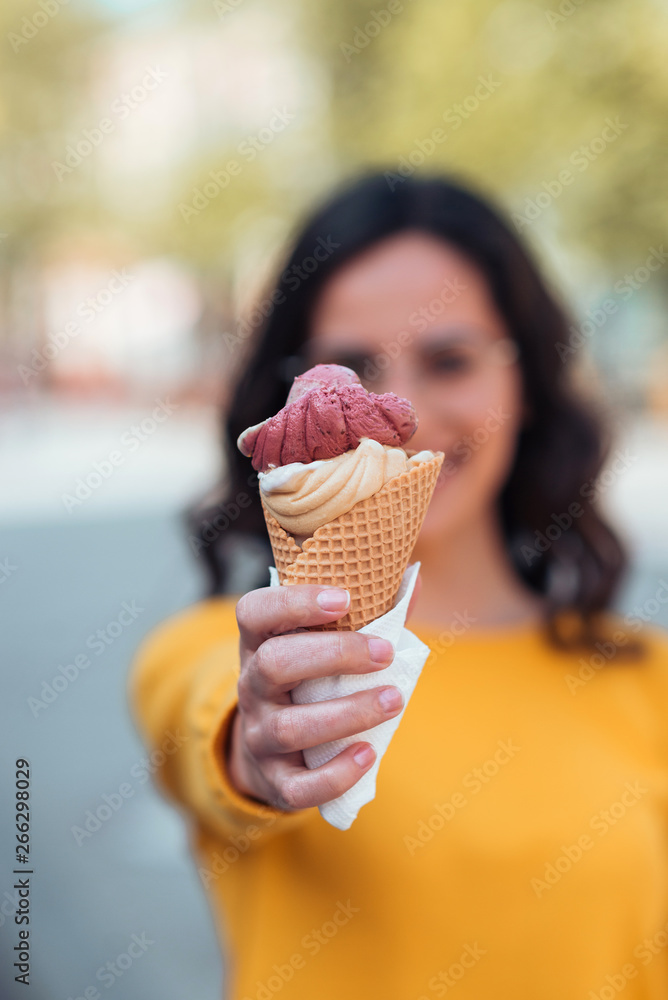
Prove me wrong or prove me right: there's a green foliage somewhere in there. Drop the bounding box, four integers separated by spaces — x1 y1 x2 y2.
297 0 668 268
0 0 108 262
2 0 666 292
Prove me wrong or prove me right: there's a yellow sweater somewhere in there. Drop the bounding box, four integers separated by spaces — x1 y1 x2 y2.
129 598 668 1000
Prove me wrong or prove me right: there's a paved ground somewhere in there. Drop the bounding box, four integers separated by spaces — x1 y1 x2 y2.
0 513 224 1000
1 402 225 999
1 402 666 999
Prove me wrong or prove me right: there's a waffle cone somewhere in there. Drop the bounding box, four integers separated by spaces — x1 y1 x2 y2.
262 452 443 630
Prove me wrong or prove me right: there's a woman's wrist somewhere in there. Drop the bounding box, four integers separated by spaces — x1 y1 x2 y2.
226 707 267 804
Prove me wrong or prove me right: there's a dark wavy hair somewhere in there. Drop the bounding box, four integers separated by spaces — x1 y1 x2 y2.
188 172 632 650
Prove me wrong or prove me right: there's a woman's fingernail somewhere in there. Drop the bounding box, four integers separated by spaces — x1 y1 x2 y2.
378 687 403 714
368 637 394 664
316 589 350 612
353 745 375 768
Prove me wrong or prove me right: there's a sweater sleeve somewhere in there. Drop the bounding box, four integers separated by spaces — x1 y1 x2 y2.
127 597 310 842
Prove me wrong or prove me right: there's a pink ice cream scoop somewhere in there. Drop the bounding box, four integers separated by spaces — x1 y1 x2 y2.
238 364 418 473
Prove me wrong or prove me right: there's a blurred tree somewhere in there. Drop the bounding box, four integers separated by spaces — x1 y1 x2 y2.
0 0 107 251
2 0 667 359
0 0 106 353
294 0 668 270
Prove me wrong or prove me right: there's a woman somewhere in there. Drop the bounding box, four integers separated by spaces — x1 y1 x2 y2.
131 174 668 1000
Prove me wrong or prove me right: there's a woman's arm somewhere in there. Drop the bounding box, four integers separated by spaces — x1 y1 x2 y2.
128 599 307 842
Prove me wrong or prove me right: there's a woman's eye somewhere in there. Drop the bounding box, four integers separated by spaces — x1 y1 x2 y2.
428 352 474 375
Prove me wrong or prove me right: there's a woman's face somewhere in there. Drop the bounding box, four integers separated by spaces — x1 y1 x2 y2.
307 231 525 544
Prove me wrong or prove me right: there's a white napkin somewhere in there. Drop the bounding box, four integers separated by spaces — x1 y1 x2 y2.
269 563 429 831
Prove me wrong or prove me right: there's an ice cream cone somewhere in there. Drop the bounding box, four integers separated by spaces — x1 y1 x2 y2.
262 452 443 630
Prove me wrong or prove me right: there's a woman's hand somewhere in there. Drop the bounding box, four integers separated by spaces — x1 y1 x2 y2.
227 585 404 812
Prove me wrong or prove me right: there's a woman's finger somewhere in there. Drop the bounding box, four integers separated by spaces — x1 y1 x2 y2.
247 686 403 757
236 585 351 652
247 630 394 697
268 742 377 811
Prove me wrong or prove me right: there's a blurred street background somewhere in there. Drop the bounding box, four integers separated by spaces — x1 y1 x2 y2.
1 0 667 996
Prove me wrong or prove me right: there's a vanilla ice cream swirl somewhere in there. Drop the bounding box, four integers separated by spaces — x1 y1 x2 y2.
259 437 434 536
